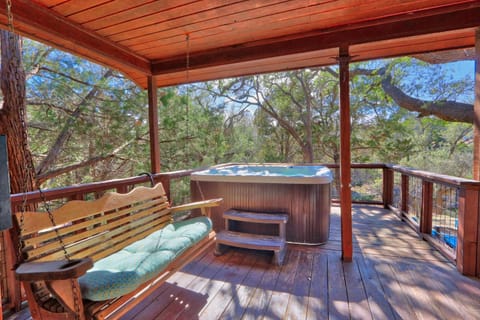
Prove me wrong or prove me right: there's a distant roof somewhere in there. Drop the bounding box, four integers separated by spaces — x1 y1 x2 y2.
1 1 478 88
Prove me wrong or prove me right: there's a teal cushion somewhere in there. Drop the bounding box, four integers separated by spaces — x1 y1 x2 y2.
78 216 212 301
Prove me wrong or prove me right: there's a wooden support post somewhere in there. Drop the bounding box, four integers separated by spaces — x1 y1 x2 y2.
383 166 394 209
401 174 409 215
6 229 22 311
420 181 433 235
159 175 171 204
474 28 480 180
147 76 161 173
456 185 480 276
338 46 352 262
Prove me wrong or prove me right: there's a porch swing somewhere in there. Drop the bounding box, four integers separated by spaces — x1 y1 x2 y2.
5 3 222 318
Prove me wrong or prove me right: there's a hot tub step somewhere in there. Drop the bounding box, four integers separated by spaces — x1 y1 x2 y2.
223 209 288 224
215 230 286 265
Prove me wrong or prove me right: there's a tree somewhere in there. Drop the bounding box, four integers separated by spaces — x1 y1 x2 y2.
0 31 36 194
24 39 151 187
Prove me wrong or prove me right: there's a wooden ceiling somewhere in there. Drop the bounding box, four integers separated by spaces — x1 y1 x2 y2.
0 0 479 88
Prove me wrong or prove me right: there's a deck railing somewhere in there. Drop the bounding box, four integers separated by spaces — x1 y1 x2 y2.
384 165 480 277
1 163 480 313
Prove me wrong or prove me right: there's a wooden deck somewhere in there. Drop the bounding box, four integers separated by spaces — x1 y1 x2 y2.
8 204 480 319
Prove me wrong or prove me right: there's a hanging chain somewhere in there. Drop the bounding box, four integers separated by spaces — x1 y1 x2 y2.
185 34 190 164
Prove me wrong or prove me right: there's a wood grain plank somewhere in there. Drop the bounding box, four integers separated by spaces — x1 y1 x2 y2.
125 0 453 51
170 250 248 319
41 0 69 8
240 252 284 320
343 259 372 320
406 262 469 320
122 246 213 320
196 252 258 319
370 261 419 320
111 0 311 43
121 247 218 320
391 260 445 319
284 251 314 320
328 253 349 319
53 0 112 16
132 0 465 57
306 253 328 320
263 250 301 319
85 0 212 31
69 0 155 23
217 253 270 319
355 256 399 320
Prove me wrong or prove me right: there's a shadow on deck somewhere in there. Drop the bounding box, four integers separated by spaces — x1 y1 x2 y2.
9 205 480 319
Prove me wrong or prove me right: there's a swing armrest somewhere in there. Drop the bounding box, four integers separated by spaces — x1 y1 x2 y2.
170 198 223 216
16 258 93 282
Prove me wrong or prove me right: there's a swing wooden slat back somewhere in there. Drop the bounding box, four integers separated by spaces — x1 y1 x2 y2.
16 183 172 264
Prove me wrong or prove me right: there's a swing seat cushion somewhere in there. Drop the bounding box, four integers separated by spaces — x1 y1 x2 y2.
78 216 212 301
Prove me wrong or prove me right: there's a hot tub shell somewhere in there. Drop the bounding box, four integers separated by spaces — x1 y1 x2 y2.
191 164 332 244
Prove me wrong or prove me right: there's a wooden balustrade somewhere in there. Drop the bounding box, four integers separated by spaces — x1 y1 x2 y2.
386 164 480 277
2 163 480 313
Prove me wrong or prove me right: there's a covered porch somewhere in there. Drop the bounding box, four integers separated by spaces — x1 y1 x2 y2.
1 1 480 318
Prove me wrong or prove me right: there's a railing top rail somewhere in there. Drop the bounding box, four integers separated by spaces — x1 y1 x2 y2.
10 167 207 206
387 164 480 188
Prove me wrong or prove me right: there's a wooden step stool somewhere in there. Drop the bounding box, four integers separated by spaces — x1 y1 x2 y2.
215 209 288 265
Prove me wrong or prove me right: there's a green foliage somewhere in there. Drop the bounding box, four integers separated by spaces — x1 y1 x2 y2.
19 38 475 189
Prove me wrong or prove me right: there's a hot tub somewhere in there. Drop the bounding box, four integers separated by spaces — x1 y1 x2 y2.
190 164 332 244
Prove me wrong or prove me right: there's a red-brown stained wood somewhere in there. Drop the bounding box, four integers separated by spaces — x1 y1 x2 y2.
67 0 155 24
284 251 313 319
401 174 409 213
1 1 479 88
474 28 480 180
339 46 353 262
383 167 394 208
222 253 271 319
147 76 160 173
420 181 433 234
456 186 480 276
52 0 112 16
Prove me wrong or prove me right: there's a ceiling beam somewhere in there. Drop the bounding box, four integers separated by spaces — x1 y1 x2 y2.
152 3 480 75
0 0 151 75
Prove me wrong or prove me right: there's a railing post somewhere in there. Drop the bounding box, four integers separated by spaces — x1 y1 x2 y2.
5 229 22 311
401 174 409 214
456 185 480 276
420 181 433 235
159 176 171 202
116 185 129 194
383 167 394 209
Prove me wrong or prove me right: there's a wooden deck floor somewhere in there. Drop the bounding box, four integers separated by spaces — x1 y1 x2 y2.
8 205 480 319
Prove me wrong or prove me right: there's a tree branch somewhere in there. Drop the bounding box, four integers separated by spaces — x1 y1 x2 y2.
37 155 115 184
381 74 474 123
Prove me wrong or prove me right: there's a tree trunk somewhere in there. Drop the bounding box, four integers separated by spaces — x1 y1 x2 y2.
0 31 35 194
